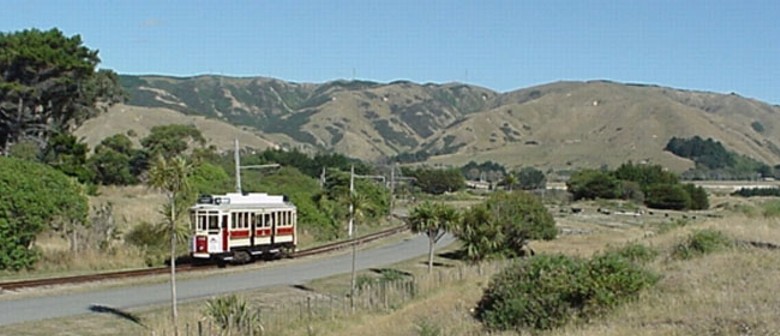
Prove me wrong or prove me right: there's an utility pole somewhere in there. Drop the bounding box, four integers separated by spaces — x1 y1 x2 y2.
390 163 396 208
347 165 386 310
349 165 356 310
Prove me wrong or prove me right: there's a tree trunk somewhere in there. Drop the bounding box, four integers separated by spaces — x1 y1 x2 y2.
428 234 435 273
170 195 179 336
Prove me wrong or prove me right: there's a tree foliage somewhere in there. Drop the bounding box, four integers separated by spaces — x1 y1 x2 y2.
515 167 546 190
476 252 658 332
409 201 459 272
250 148 373 178
0 156 88 270
613 161 678 190
402 166 465 195
666 136 772 179
566 169 621 200
454 191 556 262
141 124 206 158
644 184 691 210
89 134 139 185
0 28 124 153
568 163 710 211
460 160 506 182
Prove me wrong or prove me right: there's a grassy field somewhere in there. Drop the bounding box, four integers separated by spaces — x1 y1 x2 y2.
4 195 780 335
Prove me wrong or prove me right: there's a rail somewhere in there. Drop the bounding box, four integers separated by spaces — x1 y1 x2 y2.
0 223 410 292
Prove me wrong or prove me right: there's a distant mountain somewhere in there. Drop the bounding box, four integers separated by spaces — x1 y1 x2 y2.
111 75 780 172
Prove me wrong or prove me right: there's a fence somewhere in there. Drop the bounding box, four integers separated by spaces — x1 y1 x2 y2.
150 260 511 336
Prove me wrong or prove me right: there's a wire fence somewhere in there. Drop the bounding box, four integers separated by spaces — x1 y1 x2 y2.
149 260 510 336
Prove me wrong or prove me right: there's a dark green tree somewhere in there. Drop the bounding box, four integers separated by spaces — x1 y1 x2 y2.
89 133 139 185
141 124 205 158
682 183 709 210
40 133 94 184
566 169 621 200
0 28 124 153
403 166 465 195
516 167 546 190
645 184 691 210
0 156 88 270
613 161 678 190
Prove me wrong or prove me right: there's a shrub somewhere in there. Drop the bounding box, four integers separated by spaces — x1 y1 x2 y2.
732 187 780 197
125 221 167 266
580 252 660 315
683 183 709 210
673 229 733 259
475 253 658 332
605 243 658 264
204 295 261 332
645 184 691 210
751 120 766 133
0 156 88 270
762 200 780 217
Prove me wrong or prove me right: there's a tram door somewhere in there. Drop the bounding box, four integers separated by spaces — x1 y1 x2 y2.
208 211 223 253
192 210 223 256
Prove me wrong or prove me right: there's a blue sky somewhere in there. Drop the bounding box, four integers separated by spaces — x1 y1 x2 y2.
2 1 779 103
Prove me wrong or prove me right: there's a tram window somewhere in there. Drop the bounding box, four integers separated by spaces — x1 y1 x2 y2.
263 214 270 227
208 215 219 230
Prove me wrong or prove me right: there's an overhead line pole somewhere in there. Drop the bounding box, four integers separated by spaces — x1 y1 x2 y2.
234 138 280 194
348 165 386 310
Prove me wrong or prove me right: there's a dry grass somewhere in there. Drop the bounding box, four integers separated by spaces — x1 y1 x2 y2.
326 213 780 336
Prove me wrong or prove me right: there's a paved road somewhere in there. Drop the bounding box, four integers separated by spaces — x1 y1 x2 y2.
0 233 454 326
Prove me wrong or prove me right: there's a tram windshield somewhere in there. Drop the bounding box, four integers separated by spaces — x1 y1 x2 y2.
192 210 220 232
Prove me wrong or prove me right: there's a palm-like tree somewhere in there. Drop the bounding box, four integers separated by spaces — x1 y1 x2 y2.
455 204 502 264
410 201 459 273
147 155 192 336
342 189 372 309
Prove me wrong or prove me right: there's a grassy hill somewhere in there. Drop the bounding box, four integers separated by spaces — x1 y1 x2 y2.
111 75 780 172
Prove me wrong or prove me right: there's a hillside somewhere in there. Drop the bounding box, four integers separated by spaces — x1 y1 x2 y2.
114 75 780 172
75 104 283 152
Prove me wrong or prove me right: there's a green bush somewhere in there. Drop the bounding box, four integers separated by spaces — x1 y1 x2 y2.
0 156 88 270
672 229 733 260
476 253 658 332
605 243 658 264
124 221 167 266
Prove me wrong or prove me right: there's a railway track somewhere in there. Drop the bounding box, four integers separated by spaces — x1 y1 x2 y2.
0 223 410 292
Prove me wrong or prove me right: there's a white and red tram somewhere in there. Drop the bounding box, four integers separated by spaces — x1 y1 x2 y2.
189 192 297 263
